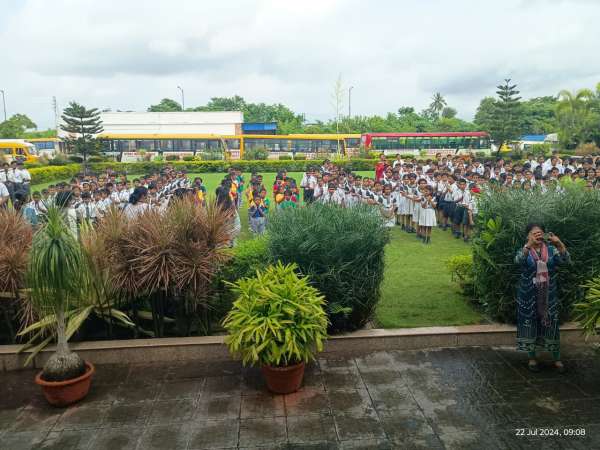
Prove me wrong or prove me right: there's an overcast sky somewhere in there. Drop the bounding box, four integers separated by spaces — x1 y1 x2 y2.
1 0 599 129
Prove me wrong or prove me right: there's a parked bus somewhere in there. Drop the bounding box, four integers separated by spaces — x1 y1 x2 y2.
0 140 39 163
26 138 64 158
96 133 361 161
362 132 492 156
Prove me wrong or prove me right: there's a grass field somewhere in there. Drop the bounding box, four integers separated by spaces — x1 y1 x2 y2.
32 170 482 328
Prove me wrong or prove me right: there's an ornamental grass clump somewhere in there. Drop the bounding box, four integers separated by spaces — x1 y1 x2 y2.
222 262 328 367
267 203 389 332
472 184 600 323
0 209 33 343
94 198 233 337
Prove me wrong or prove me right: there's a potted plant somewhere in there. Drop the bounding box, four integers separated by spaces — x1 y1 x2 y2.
27 206 94 407
223 262 328 394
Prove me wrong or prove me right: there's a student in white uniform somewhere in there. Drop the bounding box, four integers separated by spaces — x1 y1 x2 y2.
419 185 437 244
76 192 98 227
378 184 396 228
123 186 152 219
0 181 9 208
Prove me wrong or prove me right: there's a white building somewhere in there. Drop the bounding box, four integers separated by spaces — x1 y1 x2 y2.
58 111 244 138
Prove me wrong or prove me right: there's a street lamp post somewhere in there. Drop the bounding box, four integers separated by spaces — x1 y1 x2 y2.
0 90 6 121
177 86 185 111
348 86 354 118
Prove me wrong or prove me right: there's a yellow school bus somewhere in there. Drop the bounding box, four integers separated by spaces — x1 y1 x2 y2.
0 140 39 163
96 133 361 161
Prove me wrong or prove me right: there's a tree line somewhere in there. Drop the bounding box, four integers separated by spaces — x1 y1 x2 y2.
1 79 600 150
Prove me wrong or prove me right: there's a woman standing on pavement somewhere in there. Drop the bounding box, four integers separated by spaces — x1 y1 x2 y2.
515 223 570 373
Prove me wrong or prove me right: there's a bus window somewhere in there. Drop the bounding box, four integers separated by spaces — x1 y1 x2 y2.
225 139 240 150
208 140 221 150
291 139 310 152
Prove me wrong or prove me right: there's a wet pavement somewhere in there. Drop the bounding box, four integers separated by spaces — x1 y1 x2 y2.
1 345 599 449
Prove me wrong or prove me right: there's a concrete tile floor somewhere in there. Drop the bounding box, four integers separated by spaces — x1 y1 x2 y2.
0 345 598 449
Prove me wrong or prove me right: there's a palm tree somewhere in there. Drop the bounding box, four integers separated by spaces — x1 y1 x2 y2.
556 88 594 148
429 93 447 118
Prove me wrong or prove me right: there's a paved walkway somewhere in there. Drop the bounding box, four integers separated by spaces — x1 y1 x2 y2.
1 345 598 449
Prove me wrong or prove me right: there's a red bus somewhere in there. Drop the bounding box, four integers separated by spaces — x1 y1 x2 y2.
361 132 491 156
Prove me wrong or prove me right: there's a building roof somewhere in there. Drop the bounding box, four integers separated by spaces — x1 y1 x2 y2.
520 134 546 142
242 122 277 131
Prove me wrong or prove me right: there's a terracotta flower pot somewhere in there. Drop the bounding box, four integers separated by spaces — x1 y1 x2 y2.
35 361 95 407
261 361 305 394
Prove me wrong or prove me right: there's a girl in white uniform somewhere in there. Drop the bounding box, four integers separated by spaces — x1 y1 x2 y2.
378 185 396 228
419 185 437 244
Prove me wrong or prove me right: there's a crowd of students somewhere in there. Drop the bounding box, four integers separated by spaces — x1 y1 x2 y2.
0 167 207 235
235 151 600 244
3 151 599 245
0 161 32 209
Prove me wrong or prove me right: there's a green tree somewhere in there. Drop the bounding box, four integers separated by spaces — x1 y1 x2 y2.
520 96 558 135
60 102 103 169
556 88 595 148
475 80 522 152
147 98 182 112
193 95 246 112
441 106 457 119
428 92 447 119
0 114 37 138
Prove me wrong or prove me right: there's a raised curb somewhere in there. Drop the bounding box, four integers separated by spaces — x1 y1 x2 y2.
1 322 597 371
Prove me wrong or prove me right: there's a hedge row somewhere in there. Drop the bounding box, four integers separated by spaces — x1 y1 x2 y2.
29 164 82 185
87 159 378 175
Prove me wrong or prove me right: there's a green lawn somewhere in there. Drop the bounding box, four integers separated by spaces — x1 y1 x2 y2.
32 170 482 329
376 227 483 328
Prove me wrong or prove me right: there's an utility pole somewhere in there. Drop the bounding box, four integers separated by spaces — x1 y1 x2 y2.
0 90 6 121
52 96 58 131
177 86 185 111
348 86 354 118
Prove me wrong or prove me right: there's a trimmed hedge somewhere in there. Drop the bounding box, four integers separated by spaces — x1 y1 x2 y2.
87 159 379 174
29 164 81 185
32 160 379 185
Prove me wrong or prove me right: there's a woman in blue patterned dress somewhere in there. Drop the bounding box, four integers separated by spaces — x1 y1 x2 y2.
515 223 570 373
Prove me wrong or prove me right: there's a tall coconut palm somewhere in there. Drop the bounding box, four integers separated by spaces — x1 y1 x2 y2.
429 93 447 118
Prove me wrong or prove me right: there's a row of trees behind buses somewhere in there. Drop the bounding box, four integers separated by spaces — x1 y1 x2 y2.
1 132 493 164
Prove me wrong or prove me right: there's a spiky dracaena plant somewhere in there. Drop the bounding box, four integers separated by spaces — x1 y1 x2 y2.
0 209 33 343
28 207 86 381
96 198 233 337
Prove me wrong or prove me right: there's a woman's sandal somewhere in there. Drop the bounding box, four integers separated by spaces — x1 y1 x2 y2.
527 360 540 372
554 361 567 374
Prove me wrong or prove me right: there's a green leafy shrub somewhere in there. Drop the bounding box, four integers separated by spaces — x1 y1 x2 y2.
87 158 378 175
267 203 389 332
294 153 306 160
68 155 83 163
87 155 105 163
198 151 224 161
472 186 600 323
446 254 475 297
165 154 179 161
29 164 81 184
223 262 328 366
213 237 271 321
574 276 600 337
279 155 291 160
182 155 195 162
244 147 269 160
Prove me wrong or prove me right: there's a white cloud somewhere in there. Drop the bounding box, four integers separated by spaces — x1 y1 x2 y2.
1 0 599 129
